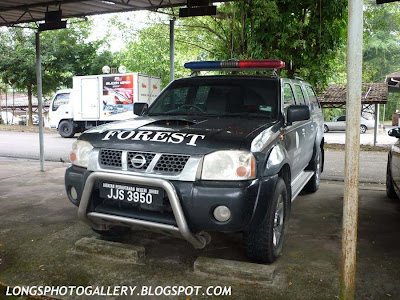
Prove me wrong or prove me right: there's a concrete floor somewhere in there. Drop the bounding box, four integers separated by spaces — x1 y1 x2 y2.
0 158 400 299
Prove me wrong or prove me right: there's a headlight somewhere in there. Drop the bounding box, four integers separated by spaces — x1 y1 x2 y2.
201 150 256 180
70 140 93 168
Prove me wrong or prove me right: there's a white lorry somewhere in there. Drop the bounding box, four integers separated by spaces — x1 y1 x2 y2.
48 73 161 137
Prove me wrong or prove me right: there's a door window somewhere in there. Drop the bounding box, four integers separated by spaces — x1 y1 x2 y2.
305 85 320 110
52 93 70 111
337 116 346 122
283 84 296 108
294 85 306 105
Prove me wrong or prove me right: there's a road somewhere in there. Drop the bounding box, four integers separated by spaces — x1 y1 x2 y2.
0 130 390 183
0 131 77 162
324 128 397 145
321 149 387 184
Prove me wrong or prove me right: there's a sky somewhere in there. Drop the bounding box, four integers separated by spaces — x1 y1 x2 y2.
87 10 168 52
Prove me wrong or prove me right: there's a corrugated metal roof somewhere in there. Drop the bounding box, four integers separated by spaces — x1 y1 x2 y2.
0 93 50 107
318 83 388 105
0 0 189 26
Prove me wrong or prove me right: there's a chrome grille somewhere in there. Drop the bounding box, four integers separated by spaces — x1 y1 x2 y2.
127 152 156 171
154 154 190 174
99 149 122 168
98 149 190 175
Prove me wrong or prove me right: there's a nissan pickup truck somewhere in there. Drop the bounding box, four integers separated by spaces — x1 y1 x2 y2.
65 60 324 263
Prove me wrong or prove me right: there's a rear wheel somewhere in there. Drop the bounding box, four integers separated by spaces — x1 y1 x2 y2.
386 158 398 199
304 147 322 193
59 120 75 138
360 125 367 134
243 178 288 263
324 125 329 133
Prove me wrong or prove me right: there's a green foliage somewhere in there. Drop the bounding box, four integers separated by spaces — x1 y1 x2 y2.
116 14 207 87
177 0 347 87
363 2 400 83
88 51 120 75
322 107 346 121
0 21 104 95
383 93 400 122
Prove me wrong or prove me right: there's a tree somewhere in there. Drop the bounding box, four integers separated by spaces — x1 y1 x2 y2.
116 15 207 87
0 21 103 125
176 0 348 87
363 2 400 83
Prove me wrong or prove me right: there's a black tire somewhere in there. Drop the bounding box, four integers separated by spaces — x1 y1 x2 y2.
386 158 398 199
304 147 322 193
243 178 288 263
92 226 130 237
324 125 329 133
360 125 367 134
59 120 75 138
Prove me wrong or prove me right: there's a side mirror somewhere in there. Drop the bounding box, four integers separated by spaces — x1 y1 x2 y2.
287 105 310 125
134 102 148 116
388 128 400 138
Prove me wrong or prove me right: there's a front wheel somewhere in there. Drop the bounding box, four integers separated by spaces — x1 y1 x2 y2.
59 120 75 138
243 178 288 263
360 125 367 134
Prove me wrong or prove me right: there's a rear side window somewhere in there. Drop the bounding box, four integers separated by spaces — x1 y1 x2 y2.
52 93 70 111
294 85 306 105
283 84 295 108
305 85 320 110
337 116 346 122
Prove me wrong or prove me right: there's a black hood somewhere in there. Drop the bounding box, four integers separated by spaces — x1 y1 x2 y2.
80 115 277 155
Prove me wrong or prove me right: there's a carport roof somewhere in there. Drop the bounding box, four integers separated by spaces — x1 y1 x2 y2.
0 0 196 27
318 83 388 107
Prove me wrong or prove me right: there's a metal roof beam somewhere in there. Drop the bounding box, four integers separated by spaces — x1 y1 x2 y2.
0 0 85 13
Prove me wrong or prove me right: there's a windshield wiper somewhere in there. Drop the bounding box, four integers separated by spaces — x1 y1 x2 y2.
219 113 273 118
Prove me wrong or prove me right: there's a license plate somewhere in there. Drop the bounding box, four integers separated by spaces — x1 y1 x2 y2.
99 182 163 206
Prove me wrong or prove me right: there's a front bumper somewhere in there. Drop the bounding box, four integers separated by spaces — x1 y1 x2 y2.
65 165 278 247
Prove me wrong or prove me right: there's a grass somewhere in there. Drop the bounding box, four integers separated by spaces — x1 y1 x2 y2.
324 143 389 152
0 125 56 134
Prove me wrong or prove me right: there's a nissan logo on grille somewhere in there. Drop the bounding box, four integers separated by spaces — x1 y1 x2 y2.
131 154 146 169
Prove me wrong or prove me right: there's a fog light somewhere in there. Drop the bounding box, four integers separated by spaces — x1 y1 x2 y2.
70 186 78 200
213 205 231 222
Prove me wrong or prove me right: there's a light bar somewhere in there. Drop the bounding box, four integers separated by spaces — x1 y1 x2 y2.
184 60 285 71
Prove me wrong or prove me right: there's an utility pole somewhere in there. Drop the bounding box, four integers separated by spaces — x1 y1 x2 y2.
36 32 45 172
169 17 176 83
340 0 363 299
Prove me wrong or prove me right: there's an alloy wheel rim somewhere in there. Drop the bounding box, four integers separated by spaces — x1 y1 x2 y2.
273 195 284 247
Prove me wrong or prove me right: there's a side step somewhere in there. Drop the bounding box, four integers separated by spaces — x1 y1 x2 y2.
291 171 314 201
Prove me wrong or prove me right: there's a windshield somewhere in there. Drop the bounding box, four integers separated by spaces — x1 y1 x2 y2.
147 77 279 119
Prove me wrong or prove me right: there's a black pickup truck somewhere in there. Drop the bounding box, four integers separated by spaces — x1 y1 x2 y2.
65 60 324 263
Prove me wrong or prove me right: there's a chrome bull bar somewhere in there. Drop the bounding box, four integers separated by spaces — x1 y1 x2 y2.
78 172 207 249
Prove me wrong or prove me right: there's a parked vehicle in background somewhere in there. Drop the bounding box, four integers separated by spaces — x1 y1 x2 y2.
324 116 375 134
0 112 18 125
386 128 400 199
48 73 161 138
17 115 40 126
65 59 324 263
